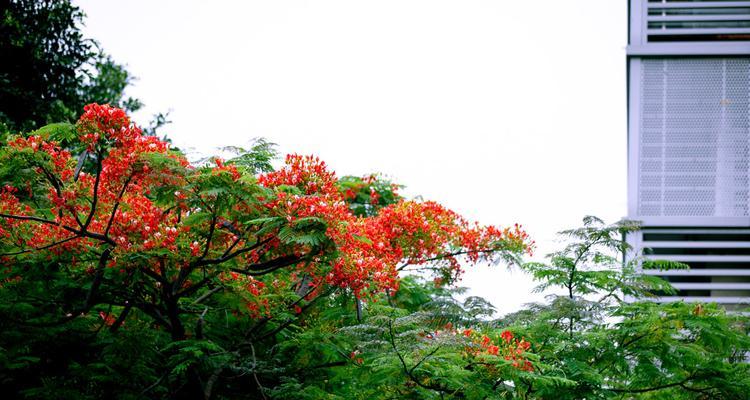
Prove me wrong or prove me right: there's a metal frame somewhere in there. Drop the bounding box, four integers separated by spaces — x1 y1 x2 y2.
628 0 750 55
630 228 750 303
642 296 750 304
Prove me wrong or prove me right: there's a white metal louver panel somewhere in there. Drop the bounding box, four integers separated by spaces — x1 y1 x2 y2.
645 0 750 42
636 58 750 223
628 228 750 308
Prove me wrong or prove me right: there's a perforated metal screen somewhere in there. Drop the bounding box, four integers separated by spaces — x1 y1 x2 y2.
637 58 750 219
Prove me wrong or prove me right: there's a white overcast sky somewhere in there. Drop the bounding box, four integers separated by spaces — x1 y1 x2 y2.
76 0 628 314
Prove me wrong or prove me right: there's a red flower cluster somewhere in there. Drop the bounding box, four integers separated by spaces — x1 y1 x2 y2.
469 329 533 372
98 311 117 326
212 158 241 181
76 103 131 150
419 324 533 372
258 154 338 196
0 103 189 266
257 154 534 298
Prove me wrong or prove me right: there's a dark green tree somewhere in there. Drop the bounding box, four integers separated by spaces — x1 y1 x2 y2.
0 0 144 135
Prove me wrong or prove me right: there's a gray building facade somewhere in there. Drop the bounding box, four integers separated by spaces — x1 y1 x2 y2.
627 0 750 308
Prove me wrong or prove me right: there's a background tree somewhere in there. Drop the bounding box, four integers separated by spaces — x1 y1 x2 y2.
0 0 167 137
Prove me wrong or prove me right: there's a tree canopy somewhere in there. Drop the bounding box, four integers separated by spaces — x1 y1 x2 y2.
0 104 537 399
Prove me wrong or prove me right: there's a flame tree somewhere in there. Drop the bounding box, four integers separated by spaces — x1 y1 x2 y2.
0 104 533 398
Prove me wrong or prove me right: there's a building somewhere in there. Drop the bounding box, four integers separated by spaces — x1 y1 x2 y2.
627 0 750 309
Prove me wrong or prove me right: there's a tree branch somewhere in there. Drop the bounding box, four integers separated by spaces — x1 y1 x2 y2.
109 303 133 333
397 248 503 271
85 247 113 308
0 213 79 234
608 375 697 394
104 171 135 236
252 287 334 342
195 236 273 268
82 152 103 230
387 320 459 396
234 254 306 277
0 235 78 256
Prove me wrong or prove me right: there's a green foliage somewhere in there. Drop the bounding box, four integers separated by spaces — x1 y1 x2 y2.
522 216 683 301
506 217 750 399
278 217 331 248
262 276 547 400
223 138 278 174
338 174 403 217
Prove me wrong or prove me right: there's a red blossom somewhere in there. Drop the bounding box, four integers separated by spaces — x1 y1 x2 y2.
98 311 116 326
212 158 241 180
459 328 534 372
501 330 514 343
